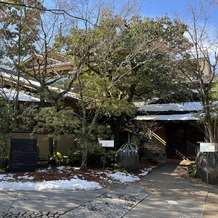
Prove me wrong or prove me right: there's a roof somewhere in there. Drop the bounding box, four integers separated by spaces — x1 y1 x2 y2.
0 88 40 102
136 113 198 121
0 71 78 100
134 101 202 122
137 102 202 112
23 53 74 75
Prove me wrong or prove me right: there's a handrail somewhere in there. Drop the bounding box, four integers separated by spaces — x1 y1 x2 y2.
150 130 166 146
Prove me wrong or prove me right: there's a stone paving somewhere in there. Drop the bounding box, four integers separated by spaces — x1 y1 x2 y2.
0 182 147 218
1 162 218 217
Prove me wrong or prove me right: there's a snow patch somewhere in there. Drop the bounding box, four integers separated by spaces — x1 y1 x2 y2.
0 178 102 191
107 172 140 183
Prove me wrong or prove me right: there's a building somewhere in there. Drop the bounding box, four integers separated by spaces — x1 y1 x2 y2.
0 67 78 163
134 101 205 161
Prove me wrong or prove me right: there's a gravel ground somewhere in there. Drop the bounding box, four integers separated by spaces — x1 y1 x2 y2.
0 182 148 218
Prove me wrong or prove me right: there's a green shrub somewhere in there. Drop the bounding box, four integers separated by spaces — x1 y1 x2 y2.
111 162 128 174
49 151 66 166
188 163 198 177
138 147 158 164
65 150 82 166
0 157 8 173
88 149 117 168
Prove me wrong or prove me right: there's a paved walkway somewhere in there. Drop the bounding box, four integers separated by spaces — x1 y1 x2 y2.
123 162 218 218
0 162 218 217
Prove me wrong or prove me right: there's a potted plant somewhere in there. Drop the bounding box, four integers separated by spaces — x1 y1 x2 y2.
195 87 218 184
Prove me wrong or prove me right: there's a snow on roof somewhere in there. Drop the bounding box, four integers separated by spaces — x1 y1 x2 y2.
0 71 78 100
23 54 63 64
137 102 202 112
136 113 198 121
0 88 40 102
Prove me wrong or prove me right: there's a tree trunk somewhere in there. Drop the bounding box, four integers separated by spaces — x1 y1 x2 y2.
50 138 58 165
80 140 88 171
53 139 58 157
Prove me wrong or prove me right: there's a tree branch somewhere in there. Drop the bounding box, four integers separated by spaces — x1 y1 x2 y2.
0 1 94 25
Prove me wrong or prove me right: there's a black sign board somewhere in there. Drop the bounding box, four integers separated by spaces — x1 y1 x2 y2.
9 139 38 172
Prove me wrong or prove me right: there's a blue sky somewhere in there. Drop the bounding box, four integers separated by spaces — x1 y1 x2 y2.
44 0 190 17
141 0 218 25
43 0 218 26
141 0 191 18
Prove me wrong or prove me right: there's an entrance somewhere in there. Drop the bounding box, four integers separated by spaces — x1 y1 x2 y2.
166 123 204 159
166 124 186 158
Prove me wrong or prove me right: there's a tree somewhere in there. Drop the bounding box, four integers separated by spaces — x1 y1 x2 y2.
0 1 194 172
0 1 80 165
105 15 192 145
175 0 218 184
55 7 191 170
180 0 218 143
116 15 191 101
0 97 13 170
0 0 43 122
0 0 43 169
32 106 79 163
0 98 13 141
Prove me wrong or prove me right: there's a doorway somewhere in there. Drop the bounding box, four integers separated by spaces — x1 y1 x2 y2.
166 123 186 158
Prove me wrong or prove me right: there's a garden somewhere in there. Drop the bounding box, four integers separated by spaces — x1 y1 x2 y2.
1 0 218 186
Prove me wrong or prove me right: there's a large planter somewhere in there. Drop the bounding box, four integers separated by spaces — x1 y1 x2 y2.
196 150 218 185
117 143 139 172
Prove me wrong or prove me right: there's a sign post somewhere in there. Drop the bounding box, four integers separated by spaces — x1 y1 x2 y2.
98 140 114 148
199 142 218 152
98 140 114 169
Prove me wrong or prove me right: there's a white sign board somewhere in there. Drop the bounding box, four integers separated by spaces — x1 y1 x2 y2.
200 142 218 152
99 140 114 148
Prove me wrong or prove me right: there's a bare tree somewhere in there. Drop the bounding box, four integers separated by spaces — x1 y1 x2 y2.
180 0 218 142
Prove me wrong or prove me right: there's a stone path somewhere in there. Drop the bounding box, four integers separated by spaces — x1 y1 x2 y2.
0 183 147 218
1 162 218 217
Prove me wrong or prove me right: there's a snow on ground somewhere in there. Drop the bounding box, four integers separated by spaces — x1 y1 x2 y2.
0 178 102 191
107 172 140 183
0 166 151 191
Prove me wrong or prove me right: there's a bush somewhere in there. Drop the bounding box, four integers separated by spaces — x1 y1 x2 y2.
188 163 198 177
0 157 8 173
138 146 158 164
65 150 82 166
88 149 117 168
